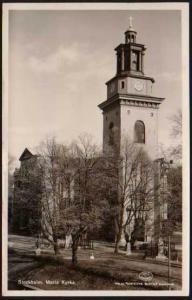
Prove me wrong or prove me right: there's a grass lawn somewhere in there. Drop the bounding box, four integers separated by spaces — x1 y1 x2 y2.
15 251 181 290
8 239 181 291
22 259 144 290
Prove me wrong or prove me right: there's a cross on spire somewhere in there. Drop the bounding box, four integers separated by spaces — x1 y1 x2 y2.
129 16 133 29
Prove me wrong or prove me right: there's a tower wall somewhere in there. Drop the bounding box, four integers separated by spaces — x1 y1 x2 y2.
120 103 159 160
107 77 153 99
103 104 120 155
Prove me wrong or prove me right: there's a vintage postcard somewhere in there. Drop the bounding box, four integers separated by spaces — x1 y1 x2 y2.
2 2 189 297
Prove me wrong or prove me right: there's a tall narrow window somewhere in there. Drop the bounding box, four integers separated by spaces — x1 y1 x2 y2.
121 81 125 89
134 120 145 143
132 50 140 71
117 54 121 73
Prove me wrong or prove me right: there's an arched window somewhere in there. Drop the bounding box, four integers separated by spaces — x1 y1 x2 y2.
109 122 115 145
134 120 145 143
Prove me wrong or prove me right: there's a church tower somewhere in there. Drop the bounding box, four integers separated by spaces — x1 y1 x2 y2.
98 18 164 160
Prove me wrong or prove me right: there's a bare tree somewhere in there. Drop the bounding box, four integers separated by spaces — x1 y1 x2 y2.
170 110 182 138
102 138 154 254
167 165 182 232
169 110 182 160
38 135 107 261
166 110 182 229
37 138 75 255
8 154 16 229
61 134 108 264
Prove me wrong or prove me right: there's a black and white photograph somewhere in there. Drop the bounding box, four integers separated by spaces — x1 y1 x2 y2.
2 2 189 297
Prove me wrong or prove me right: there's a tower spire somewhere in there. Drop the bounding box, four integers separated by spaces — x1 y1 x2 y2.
125 16 137 44
129 16 133 30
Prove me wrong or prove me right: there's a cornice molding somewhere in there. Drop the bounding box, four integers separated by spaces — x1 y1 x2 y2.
120 99 160 109
98 93 164 110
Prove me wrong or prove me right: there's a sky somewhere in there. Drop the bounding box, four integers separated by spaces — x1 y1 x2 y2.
8 9 182 166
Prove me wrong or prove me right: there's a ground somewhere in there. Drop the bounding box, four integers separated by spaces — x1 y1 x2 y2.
8 235 182 291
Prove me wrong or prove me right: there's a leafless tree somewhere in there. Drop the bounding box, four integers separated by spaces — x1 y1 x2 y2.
37 137 75 255
170 110 182 138
167 165 182 231
8 154 16 201
8 154 16 230
61 134 108 264
102 138 154 254
38 135 107 261
169 110 182 160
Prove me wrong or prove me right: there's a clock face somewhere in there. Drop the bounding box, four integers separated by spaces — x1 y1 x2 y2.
134 80 144 91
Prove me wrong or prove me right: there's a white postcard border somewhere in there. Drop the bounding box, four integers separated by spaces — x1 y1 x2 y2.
2 2 189 297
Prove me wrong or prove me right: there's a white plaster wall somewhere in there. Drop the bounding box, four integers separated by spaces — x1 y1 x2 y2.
120 104 159 160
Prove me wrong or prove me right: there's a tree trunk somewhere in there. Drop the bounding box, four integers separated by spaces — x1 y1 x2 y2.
53 233 60 255
114 203 124 254
72 244 78 265
71 226 87 265
53 242 60 255
72 235 79 265
114 239 120 254
114 229 122 254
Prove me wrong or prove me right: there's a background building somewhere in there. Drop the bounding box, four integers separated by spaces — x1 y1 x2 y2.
11 148 42 235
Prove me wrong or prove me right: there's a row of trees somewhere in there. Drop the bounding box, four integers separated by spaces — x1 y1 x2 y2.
11 134 156 263
38 135 108 263
167 109 182 230
9 110 182 264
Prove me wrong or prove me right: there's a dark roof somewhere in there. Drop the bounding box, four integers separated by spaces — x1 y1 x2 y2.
19 148 34 161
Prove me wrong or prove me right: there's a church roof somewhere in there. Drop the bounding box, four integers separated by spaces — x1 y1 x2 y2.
19 148 34 161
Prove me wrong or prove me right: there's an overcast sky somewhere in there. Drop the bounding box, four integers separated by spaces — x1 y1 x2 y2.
8 9 182 164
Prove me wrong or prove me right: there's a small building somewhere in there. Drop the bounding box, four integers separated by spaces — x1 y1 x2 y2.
11 148 42 236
